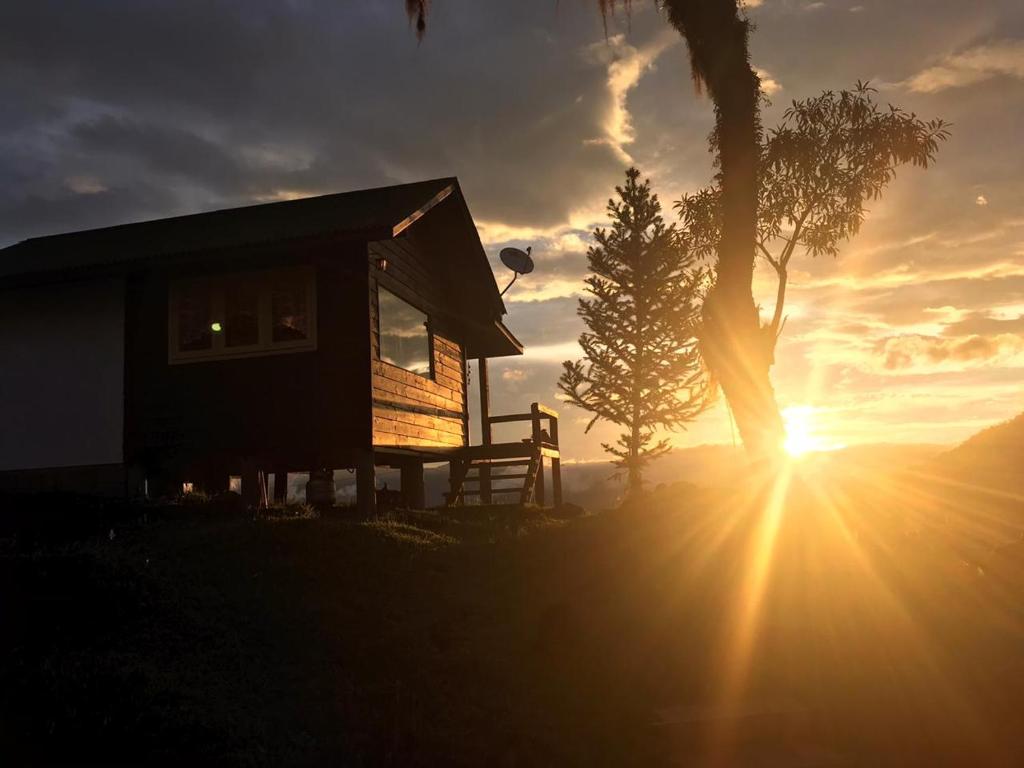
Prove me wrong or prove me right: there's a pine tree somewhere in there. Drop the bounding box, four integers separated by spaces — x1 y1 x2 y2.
559 168 708 495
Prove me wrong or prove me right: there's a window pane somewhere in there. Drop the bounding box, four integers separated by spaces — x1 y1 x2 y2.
272 278 309 343
379 287 430 376
178 285 212 352
225 283 260 347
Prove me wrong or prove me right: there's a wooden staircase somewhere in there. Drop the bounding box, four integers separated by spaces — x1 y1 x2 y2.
447 453 541 506
445 402 562 508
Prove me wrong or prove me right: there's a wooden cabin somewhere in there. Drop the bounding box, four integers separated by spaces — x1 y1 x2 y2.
0 178 561 514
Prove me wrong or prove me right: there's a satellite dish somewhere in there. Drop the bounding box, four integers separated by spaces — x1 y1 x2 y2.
500 246 534 275
499 246 534 296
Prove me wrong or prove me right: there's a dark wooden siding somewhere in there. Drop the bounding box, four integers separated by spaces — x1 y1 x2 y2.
369 234 467 450
123 240 371 481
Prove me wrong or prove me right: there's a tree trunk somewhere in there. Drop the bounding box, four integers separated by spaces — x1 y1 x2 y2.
702 60 783 458
664 0 784 459
628 420 642 496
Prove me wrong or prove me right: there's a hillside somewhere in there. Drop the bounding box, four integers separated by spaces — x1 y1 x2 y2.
5 456 1024 765
930 412 1024 493
5 417 1024 764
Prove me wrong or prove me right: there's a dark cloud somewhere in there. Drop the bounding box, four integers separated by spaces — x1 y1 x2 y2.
503 296 584 347
71 117 253 193
1 0 669 245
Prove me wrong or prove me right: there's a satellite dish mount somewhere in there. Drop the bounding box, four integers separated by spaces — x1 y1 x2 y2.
499 246 534 297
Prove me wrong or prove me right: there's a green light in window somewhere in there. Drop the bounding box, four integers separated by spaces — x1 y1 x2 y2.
210 321 223 332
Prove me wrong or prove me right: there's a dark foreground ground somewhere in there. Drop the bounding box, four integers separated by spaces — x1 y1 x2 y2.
3 462 1024 766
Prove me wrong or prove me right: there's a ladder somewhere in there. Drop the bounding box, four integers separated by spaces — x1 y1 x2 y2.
446 450 542 506
444 402 562 508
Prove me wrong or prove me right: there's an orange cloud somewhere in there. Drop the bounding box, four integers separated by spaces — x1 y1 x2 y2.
878 333 1024 371
583 31 676 164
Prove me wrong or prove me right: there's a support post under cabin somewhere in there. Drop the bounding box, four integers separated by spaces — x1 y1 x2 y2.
401 458 425 509
531 402 545 507
356 450 377 517
273 468 288 503
550 415 562 508
241 459 261 509
477 357 492 504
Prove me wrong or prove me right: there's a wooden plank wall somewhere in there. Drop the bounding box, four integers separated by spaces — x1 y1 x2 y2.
123 241 371 482
369 236 467 450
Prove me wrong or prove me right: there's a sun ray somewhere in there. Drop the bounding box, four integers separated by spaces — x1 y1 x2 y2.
704 461 793 761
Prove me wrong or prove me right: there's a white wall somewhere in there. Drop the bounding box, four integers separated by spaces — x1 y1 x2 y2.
0 278 125 471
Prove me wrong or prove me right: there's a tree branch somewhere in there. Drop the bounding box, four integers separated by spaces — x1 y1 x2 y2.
756 240 779 270
779 205 811 269
768 261 788 338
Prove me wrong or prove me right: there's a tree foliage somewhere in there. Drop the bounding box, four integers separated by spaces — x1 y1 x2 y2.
559 168 708 493
405 0 428 39
676 83 950 344
406 0 787 457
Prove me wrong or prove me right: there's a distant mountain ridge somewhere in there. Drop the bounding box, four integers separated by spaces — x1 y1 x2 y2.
292 417 1020 508
930 412 1024 492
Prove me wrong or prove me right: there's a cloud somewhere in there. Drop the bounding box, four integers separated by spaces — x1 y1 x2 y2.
756 68 783 95
798 259 1024 293
65 175 107 194
943 310 1024 336
905 39 1024 93
477 222 597 303
584 31 676 164
521 340 584 364
878 333 1024 371
0 1 646 243
502 368 528 382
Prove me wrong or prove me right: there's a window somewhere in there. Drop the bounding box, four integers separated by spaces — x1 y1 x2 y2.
378 286 431 377
177 283 213 352
271 277 310 343
169 268 316 363
224 283 260 348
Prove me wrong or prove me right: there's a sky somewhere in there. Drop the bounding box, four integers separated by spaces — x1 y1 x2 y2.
2 0 1023 462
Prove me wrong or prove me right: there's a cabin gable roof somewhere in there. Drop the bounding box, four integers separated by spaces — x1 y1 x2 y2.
0 177 522 357
0 177 454 281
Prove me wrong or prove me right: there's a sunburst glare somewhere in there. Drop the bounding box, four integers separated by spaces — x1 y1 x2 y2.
782 405 844 457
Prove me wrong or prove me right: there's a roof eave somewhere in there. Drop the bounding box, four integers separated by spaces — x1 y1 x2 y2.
391 183 455 238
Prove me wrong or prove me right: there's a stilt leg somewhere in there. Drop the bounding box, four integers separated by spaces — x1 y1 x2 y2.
241 460 260 509
535 455 546 508
273 468 288 503
401 459 425 509
552 456 562 508
356 451 377 517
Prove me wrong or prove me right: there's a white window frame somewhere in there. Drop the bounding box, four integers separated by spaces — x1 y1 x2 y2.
168 266 317 364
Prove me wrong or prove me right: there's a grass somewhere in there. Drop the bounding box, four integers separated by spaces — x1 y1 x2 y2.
3 466 1024 765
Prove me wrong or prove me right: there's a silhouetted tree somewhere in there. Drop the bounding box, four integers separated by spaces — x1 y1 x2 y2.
559 168 707 494
408 0 779 458
676 83 950 360
631 0 774 458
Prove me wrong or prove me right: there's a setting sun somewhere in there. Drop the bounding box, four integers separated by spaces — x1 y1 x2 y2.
782 405 842 457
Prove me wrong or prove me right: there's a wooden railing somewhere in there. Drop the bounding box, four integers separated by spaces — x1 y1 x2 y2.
478 402 561 507
486 402 559 443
